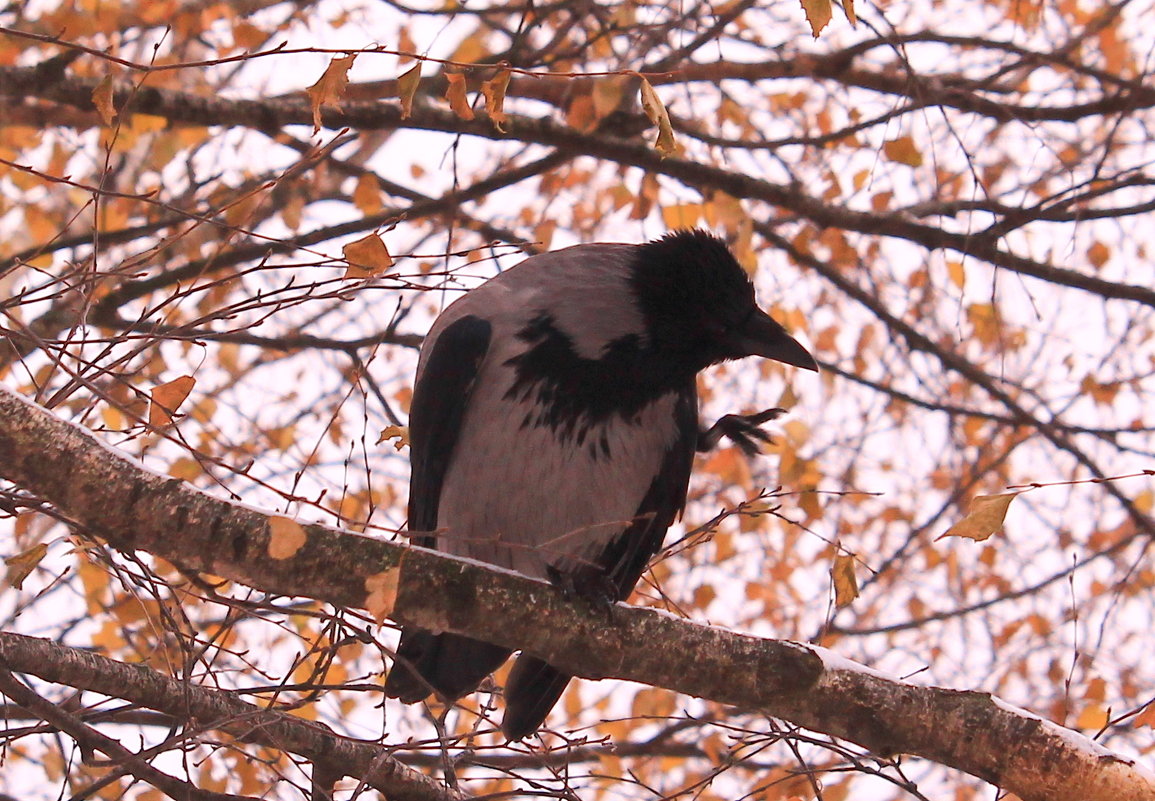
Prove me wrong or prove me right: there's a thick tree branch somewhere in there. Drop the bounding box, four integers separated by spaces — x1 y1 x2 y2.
0 634 462 801
0 385 1152 801
0 667 260 801
3 64 1150 309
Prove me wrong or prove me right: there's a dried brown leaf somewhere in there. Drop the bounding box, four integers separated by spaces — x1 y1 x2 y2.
377 425 409 450
342 233 394 278
832 552 859 608
267 516 307 560
481 68 511 132
5 543 48 589
149 375 196 427
938 493 1019 542
397 62 421 119
639 78 677 156
92 76 116 126
306 54 357 133
800 0 833 36
445 72 475 120
365 567 400 622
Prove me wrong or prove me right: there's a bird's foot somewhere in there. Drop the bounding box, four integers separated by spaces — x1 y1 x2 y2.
697 407 786 456
546 564 617 622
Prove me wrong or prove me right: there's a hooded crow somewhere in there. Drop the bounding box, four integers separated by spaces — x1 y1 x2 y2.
384 229 817 740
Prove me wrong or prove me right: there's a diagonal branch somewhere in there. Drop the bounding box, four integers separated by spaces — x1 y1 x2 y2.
0 385 1152 801
4 64 1149 309
0 634 463 801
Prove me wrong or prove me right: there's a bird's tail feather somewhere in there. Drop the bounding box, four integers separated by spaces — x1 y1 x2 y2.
501 655 572 740
384 630 511 703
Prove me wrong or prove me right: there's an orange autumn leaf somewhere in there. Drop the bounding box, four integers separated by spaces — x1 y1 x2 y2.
352 173 383 215
92 76 116 126
883 135 924 167
149 375 196 427
938 493 1019 542
444 72 475 120
800 0 833 37
342 233 394 278
365 567 401 622
5 543 48 589
832 552 859 608
267 516 307 560
377 425 409 450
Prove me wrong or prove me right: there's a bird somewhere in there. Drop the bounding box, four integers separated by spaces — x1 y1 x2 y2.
384 229 817 740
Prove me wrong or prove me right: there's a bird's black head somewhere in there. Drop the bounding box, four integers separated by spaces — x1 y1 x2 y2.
629 230 818 375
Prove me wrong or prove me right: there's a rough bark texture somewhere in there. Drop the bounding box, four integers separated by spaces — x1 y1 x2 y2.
1 385 1153 801
0 632 460 801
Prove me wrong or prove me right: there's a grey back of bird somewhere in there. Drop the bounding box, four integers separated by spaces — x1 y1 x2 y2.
384 231 816 740
384 243 698 739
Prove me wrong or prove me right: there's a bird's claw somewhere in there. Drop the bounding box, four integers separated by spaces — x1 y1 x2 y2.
546 564 618 621
698 407 786 456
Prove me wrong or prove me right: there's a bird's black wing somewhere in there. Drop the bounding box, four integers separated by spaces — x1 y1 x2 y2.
600 382 699 596
501 382 699 739
385 314 511 704
407 314 492 538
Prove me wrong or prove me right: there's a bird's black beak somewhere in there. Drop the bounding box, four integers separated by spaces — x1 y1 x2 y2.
733 309 819 371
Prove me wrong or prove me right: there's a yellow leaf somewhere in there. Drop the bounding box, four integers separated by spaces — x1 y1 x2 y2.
167 457 202 481
266 424 297 452
92 76 116 126
1134 490 1153 515
450 31 487 65
342 233 394 278
1075 703 1109 731
352 173 382 215
481 68 511 132
639 77 677 156
267 516 307 560
397 62 421 119
661 202 702 229
592 76 628 121
947 260 966 290
365 567 400 622
631 686 676 718
883 135 924 167
966 302 1000 347
444 72 475 120
1134 701 1155 729
377 425 409 451
129 114 167 134
5 543 48 589
305 54 357 133
799 0 833 37
832 552 858 608
939 493 1019 542
149 375 196 427
701 446 752 490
